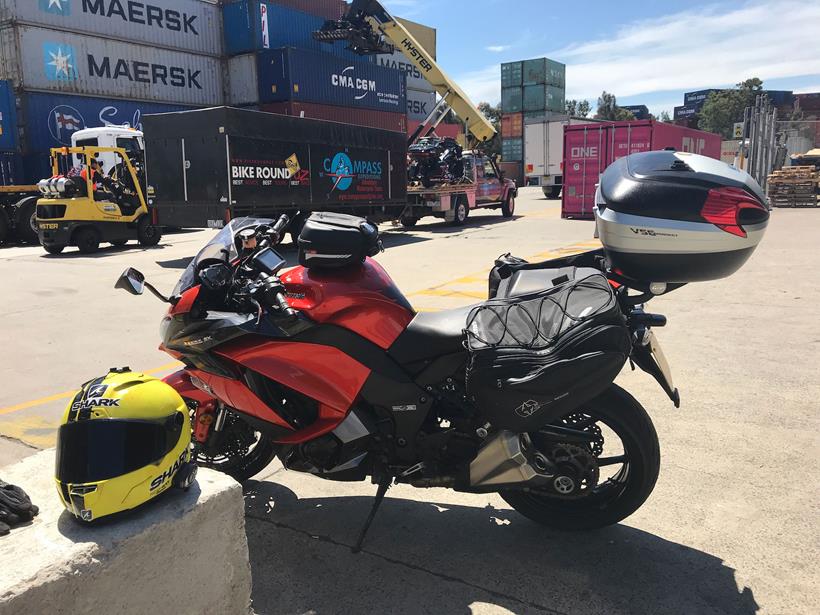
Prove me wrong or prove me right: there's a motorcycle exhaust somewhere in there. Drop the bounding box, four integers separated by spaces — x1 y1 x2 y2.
468 431 555 489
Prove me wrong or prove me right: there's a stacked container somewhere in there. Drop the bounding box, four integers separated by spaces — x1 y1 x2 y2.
0 0 224 182
222 0 413 134
501 57 566 167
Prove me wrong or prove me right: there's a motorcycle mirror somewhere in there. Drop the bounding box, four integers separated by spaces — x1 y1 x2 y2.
115 267 145 295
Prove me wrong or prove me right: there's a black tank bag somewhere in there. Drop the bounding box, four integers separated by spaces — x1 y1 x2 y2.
466 270 631 432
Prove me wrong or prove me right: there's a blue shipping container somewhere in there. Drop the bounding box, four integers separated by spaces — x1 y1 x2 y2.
0 151 23 186
223 1 360 60
0 81 18 151
22 92 190 183
258 47 406 113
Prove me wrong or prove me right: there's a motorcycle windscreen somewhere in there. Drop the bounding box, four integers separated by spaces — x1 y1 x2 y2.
55 417 182 484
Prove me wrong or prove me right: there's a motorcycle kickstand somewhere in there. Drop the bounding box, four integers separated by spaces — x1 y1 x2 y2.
352 476 392 554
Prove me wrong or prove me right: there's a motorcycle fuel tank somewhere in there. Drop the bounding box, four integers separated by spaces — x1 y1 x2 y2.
281 258 415 349
595 151 769 283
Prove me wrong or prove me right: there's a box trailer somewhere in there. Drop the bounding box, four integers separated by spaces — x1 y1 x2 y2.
142 107 408 229
524 116 605 197
562 120 721 219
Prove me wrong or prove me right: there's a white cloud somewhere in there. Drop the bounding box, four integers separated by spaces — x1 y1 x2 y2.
793 84 820 94
486 45 510 53
456 0 820 106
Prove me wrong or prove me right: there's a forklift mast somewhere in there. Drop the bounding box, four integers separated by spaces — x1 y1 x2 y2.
314 0 497 146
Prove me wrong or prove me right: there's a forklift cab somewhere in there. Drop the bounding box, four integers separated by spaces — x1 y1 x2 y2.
35 145 160 255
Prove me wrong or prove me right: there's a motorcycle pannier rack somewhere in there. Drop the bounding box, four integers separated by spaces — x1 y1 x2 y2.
298 212 382 269
595 150 770 284
465 270 631 432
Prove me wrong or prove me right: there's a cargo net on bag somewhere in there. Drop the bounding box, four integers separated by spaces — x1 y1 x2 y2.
465 272 617 351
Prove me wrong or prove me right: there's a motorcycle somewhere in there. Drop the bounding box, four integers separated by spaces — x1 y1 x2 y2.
115 213 674 549
407 137 465 188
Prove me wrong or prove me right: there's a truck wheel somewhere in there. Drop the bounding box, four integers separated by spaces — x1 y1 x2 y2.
0 209 9 244
400 217 418 228
44 245 65 255
501 194 516 218
450 198 469 226
74 228 101 254
137 216 162 247
548 186 562 199
13 197 39 244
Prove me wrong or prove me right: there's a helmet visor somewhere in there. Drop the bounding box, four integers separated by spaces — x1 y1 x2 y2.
56 416 183 484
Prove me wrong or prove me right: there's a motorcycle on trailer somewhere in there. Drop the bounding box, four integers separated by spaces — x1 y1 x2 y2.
115 152 769 550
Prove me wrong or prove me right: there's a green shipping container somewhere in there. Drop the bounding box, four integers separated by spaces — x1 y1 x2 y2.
501 87 523 113
545 59 566 89
545 85 566 113
501 61 523 88
522 58 546 86
502 137 523 161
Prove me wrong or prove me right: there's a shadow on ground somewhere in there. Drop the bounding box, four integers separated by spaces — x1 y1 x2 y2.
243 480 757 615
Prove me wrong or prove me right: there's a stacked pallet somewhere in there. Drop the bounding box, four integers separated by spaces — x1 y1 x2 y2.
767 166 819 208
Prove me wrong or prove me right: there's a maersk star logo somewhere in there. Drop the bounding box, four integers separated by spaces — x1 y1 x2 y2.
43 43 78 81
39 0 71 15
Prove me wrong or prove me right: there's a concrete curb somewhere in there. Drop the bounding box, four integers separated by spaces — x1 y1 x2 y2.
0 450 252 615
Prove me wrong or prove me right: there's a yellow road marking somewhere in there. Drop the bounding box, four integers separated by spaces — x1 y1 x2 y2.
0 361 183 417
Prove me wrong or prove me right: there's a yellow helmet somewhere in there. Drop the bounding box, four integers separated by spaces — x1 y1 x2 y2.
55 368 196 523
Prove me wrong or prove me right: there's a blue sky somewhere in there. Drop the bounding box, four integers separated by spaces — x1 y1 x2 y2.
385 0 820 116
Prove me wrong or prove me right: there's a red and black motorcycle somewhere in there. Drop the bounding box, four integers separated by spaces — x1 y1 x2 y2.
116 152 768 548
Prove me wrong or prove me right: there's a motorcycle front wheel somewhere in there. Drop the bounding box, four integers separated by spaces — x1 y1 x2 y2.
501 385 660 530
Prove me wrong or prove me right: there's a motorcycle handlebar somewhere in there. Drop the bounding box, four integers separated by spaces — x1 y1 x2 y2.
269 214 290 244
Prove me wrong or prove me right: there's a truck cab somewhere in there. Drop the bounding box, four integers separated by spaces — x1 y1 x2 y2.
70 127 145 181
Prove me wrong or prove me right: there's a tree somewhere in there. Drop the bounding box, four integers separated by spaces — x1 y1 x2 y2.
478 101 502 157
594 91 635 121
698 78 764 138
658 110 672 122
566 99 591 118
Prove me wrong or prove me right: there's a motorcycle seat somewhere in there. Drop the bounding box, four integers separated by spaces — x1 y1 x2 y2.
388 304 475 365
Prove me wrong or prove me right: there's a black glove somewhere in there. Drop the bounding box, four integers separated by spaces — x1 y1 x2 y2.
0 479 39 535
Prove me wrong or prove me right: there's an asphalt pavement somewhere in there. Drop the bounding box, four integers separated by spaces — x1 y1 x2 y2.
1 188 817 614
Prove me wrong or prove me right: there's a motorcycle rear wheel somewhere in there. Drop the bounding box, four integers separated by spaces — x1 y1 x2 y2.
501 385 660 530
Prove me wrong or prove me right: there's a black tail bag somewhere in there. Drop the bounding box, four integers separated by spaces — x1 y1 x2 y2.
466 270 631 431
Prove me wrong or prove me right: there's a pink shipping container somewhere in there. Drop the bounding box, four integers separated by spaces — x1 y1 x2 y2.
562 120 721 219
259 101 407 133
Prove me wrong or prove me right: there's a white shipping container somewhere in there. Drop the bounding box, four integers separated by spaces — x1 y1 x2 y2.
407 88 435 121
0 25 224 106
0 0 223 56
374 50 434 93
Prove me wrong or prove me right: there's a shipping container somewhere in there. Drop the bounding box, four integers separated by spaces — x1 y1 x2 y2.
407 119 461 140
21 91 190 183
500 61 523 88
142 106 407 227
523 84 565 113
259 100 406 133
0 79 16 150
795 92 820 113
521 57 565 88
524 117 605 191
374 50 434 92
523 110 566 124
265 0 346 20
684 89 722 108
226 54 259 105
562 120 721 219
0 0 223 56
720 139 740 165
674 104 699 120
501 87 522 113
621 105 649 120
0 25 224 106
407 88 435 121
502 137 523 161
257 47 406 113
501 112 523 138
222 1 358 59
763 90 794 107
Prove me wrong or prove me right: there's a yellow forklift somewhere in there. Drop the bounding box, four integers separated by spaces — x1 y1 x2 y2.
35 145 161 255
